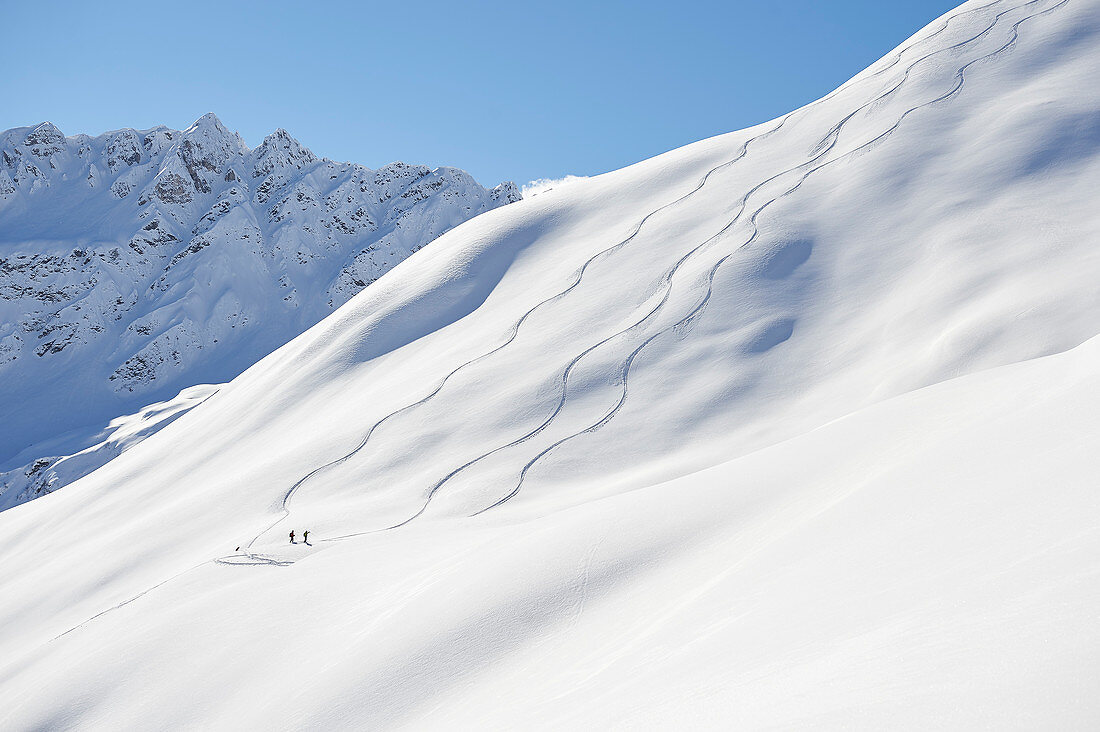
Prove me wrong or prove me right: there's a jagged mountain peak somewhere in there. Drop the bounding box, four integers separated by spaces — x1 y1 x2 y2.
177 115 247 166
249 127 317 178
184 112 231 135
0 115 521 493
264 127 300 145
179 113 245 152
491 180 522 204
25 121 64 143
8 121 68 162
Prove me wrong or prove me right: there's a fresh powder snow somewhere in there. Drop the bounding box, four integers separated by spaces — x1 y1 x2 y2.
1 0 1098 728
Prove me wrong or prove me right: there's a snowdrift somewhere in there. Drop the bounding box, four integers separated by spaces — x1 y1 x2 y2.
2 0 1099 727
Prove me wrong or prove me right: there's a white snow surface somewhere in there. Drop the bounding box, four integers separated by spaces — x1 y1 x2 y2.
2 0 1100 727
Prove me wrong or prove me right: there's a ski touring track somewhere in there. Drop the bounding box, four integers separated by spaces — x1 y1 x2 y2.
294 0 1013 541
264 126 798 540
426 0 1073 517
317 0 1041 540
41 0 1067 646
261 0 1020 547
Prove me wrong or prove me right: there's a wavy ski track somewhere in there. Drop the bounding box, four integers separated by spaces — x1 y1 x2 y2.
810 0 1004 157
471 0 1068 515
259 4 1023 548
258 126 797 545
40 0 1066 647
318 2 1033 540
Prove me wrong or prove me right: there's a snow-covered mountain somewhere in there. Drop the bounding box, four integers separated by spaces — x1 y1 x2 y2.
2 0 1099 727
0 114 518 505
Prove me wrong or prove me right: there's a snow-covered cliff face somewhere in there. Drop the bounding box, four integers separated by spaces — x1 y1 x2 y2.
0 114 519 491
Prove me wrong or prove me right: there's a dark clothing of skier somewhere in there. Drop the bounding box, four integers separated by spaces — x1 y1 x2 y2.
289 530 296 544
303 530 310 544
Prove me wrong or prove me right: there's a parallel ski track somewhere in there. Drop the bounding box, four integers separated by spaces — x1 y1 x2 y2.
470 0 1069 515
331 0 1060 531
263 1 1013 549
265 125 796 543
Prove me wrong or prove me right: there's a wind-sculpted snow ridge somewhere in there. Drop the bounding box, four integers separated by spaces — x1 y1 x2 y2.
2 0 1100 728
0 114 519 502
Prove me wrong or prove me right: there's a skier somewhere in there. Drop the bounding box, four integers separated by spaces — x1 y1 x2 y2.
303 530 310 544
289 529 296 544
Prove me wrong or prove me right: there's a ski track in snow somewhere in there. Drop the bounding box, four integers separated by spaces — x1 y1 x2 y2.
320 0 1034 538
263 120 796 543
258 0 1067 543
48 559 213 642
459 0 1072 515
40 0 1071 647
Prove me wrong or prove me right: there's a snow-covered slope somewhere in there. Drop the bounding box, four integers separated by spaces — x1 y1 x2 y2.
2 0 1099 727
0 114 518 499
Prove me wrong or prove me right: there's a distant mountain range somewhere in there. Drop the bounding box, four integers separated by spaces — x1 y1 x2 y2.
0 113 518 506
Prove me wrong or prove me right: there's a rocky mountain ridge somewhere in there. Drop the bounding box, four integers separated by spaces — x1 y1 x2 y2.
0 113 519 504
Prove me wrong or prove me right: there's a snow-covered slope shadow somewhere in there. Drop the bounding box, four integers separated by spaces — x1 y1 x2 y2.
1 0 1099 727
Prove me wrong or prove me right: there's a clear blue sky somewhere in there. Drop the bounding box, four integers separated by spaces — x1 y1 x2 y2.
1 0 960 188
